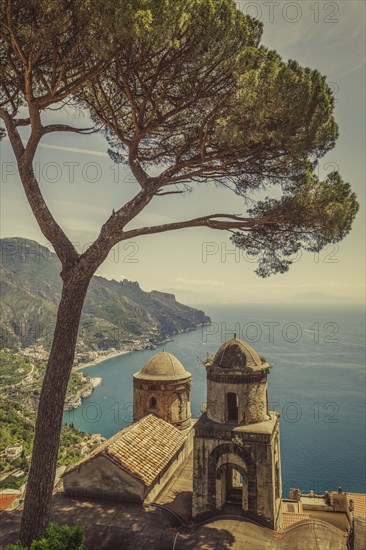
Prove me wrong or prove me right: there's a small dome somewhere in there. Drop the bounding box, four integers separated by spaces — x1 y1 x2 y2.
134 351 191 380
212 338 267 371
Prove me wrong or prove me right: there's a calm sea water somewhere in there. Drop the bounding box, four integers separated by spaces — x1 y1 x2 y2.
63 304 366 496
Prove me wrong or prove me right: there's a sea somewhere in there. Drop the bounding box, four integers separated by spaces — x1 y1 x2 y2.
62 304 366 496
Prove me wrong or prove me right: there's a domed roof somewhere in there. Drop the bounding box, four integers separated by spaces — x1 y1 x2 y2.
133 351 191 380
212 338 268 371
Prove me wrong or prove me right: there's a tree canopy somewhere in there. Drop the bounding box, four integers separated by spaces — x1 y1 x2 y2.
0 0 358 277
78 0 357 275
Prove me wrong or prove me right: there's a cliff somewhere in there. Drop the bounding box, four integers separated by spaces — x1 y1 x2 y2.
0 237 210 359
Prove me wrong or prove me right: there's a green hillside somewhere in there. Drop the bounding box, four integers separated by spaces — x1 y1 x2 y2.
0 349 94 413
0 350 103 479
0 396 92 480
0 237 210 354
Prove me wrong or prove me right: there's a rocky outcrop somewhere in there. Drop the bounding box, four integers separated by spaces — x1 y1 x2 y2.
64 377 102 411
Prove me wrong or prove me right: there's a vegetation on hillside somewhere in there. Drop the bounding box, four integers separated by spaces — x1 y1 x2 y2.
0 398 34 455
0 351 33 385
0 238 210 353
0 397 90 476
0 351 100 484
0 350 95 412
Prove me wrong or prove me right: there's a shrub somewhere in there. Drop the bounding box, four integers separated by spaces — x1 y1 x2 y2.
5 523 85 550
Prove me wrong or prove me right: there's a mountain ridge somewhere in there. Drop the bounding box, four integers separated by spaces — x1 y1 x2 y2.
0 237 210 362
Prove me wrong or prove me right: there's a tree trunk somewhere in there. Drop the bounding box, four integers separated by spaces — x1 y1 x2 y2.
19 275 90 547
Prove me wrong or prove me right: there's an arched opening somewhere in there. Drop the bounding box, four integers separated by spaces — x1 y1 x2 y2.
228 466 244 504
149 396 157 410
208 444 257 516
216 463 248 513
227 392 238 422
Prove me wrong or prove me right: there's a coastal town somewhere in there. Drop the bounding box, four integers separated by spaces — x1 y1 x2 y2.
0 348 105 511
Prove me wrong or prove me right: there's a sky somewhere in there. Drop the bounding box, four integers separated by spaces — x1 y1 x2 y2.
0 0 365 307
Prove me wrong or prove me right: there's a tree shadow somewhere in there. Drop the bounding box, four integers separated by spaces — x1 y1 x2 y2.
0 509 22 548
157 490 193 522
176 525 235 549
49 493 177 549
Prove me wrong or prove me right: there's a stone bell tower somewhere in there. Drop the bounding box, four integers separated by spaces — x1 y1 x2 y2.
133 351 192 431
192 338 282 530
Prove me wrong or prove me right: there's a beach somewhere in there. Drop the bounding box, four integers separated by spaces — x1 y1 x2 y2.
74 350 131 371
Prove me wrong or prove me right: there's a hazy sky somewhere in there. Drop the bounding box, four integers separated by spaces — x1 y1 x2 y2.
1 0 365 306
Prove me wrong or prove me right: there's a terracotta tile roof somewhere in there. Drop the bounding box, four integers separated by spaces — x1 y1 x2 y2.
282 512 310 530
64 414 187 488
347 493 366 519
0 493 22 510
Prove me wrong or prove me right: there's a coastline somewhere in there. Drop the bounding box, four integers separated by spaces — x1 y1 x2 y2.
73 350 131 371
73 323 210 372
64 376 103 411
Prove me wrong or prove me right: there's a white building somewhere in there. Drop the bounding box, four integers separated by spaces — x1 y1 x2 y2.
5 444 23 460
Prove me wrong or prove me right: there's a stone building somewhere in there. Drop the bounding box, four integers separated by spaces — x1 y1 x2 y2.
63 414 192 503
59 338 366 549
63 351 193 502
133 351 192 431
192 337 282 530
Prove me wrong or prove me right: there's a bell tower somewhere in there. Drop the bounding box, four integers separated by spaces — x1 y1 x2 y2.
133 351 192 431
192 338 282 530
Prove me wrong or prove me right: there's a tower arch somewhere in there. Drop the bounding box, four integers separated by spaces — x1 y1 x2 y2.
226 392 239 422
149 396 157 410
208 443 257 514
216 463 247 511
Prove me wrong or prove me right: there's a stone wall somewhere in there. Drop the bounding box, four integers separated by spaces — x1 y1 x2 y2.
63 455 146 502
133 377 192 430
207 376 269 425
